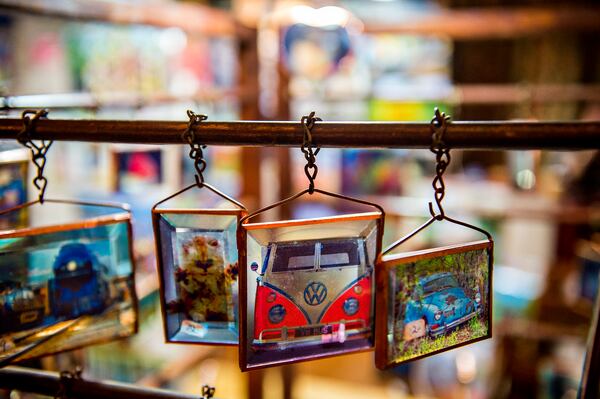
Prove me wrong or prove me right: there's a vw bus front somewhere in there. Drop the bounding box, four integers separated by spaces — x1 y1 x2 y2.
251 237 372 349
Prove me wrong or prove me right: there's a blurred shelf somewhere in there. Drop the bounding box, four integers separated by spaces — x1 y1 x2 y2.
371 190 600 224
0 0 241 37
1 89 244 111
496 317 588 340
363 6 600 39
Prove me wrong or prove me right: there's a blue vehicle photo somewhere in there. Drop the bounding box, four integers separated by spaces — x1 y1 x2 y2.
48 243 110 319
402 272 481 341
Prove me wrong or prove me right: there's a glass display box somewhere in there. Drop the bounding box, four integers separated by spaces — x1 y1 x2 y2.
239 211 384 370
153 192 246 345
375 240 493 369
0 200 138 365
0 145 29 230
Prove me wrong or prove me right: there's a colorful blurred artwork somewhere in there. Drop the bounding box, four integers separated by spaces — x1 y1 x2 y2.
0 207 137 364
341 150 403 196
283 23 351 79
0 148 28 230
376 241 492 369
113 149 162 193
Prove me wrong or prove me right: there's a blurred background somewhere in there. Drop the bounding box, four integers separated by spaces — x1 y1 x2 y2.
0 0 599 398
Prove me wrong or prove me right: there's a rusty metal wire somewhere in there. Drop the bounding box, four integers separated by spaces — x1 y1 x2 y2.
428 107 452 220
201 385 215 399
16 109 52 203
300 111 322 194
182 110 208 187
54 367 83 399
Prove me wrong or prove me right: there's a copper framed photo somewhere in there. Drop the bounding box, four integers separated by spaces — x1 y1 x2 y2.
0 145 29 230
0 200 138 365
153 201 247 345
110 146 163 193
239 211 384 371
375 240 493 369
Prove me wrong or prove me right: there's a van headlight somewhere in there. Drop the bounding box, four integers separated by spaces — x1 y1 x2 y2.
475 292 481 303
268 304 286 324
343 297 359 316
434 310 442 321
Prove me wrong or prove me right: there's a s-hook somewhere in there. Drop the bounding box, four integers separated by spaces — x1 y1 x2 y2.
428 107 452 220
54 366 83 399
182 110 208 187
17 109 52 203
201 384 215 399
300 111 322 194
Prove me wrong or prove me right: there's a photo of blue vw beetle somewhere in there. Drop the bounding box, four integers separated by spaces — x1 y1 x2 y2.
402 272 481 341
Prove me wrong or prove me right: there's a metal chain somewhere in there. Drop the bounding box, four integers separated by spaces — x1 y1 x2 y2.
182 109 208 187
201 385 215 399
300 111 322 194
428 108 452 220
17 109 52 203
54 367 83 399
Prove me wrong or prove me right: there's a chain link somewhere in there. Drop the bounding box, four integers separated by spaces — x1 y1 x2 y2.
54 367 83 399
201 384 216 399
428 108 452 220
300 111 322 194
182 110 208 187
17 109 52 203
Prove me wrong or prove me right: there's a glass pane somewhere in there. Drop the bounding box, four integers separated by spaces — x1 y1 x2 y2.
157 212 239 344
243 215 381 369
320 239 360 268
384 243 491 367
0 218 136 363
272 242 315 272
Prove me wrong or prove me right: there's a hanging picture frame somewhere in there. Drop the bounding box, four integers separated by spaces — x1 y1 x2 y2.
374 109 493 369
152 111 247 345
238 113 385 371
0 110 138 366
0 143 29 230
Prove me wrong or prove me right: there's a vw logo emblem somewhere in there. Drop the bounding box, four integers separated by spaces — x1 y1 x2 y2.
304 282 327 306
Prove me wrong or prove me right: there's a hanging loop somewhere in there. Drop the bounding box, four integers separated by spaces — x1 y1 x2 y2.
201 384 216 399
428 108 451 220
182 110 208 187
54 366 82 399
17 109 52 204
300 111 322 194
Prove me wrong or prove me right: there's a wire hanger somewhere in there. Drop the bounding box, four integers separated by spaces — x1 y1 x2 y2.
240 112 384 225
0 109 131 217
152 110 245 210
382 108 492 256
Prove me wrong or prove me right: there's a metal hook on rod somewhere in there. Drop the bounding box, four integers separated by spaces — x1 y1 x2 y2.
17 109 52 203
428 107 451 220
182 109 209 187
300 111 322 194
54 366 83 399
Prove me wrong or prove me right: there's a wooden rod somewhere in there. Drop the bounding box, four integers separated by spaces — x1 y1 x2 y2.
0 366 212 399
363 6 600 38
0 0 238 37
0 118 598 150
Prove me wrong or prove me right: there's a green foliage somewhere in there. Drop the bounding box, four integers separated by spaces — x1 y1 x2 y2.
393 316 488 363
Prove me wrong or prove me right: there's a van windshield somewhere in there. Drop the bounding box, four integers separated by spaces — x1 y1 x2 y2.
320 239 360 268
271 242 315 272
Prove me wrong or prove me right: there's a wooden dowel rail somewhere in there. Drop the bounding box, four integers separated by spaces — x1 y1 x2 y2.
0 366 214 399
0 118 599 150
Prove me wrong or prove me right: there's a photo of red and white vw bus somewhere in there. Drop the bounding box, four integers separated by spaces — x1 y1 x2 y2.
250 237 372 349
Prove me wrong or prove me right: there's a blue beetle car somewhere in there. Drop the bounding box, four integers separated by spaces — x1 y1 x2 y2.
403 272 481 341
